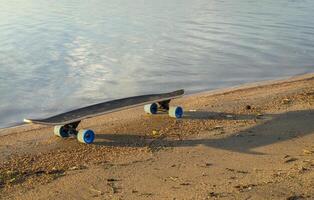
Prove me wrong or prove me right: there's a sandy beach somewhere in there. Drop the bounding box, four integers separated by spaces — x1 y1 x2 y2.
0 73 313 200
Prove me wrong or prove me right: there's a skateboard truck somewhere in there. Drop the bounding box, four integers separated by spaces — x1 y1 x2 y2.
61 121 81 136
144 99 183 118
158 100 170 111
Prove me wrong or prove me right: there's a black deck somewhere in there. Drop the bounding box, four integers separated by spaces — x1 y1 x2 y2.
24 89 184 125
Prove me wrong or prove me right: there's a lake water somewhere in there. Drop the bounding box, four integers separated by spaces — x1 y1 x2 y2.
1 0 314 128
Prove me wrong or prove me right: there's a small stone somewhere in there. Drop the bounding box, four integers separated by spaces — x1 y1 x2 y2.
303 149 313 155
107 178 118 182
69 166 79 170
286 195 305 200
246 105 251 110
284 158 298 163
208 192 219 197
282 98 291 104
213 126 223 129
299 166 309 172
9 178 16 183
169 176 178 181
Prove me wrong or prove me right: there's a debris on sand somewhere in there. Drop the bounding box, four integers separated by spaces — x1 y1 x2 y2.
234 183 257 192
69 165 87 171
213 125 223 130
89 187 104 196
0 170 24 186
284 157 298 163
107 178 119 182
286 195 305 200
168 176 179 182
180 182 191 186
298 166 309 173
246 105 252 110
107 181 120 194
282 98 292 104
256 113 263 117
226 168 249 174
208 191 220 197
140 193 153 197
205 163 212 167
302 149 314 155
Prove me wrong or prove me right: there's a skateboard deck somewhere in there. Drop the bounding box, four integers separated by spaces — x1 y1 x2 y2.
24 89 184 126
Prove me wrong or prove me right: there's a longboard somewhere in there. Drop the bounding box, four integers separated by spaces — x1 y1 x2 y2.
24 89 184 144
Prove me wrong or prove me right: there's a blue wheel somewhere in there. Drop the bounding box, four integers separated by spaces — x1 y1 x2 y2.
169 106 183 118
77 129 95 144
144 103 158 114
54 125 68 137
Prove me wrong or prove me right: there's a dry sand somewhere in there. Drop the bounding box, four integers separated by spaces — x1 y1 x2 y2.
0 73 313 200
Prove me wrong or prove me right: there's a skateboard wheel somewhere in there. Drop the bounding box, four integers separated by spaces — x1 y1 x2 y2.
144 103 158 114
54 125 68 137
77 129 95 144
168 106 183 118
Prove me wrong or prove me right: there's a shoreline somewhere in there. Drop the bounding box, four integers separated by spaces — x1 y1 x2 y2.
0 73 313 199
1 73 313 137
187 73 314 98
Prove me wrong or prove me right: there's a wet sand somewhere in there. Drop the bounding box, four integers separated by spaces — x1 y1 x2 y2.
0 73 314 200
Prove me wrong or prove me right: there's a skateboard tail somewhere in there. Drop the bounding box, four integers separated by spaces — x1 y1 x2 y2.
23 119 33 123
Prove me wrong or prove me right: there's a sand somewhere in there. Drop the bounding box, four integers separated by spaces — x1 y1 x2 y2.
0 73 313 200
